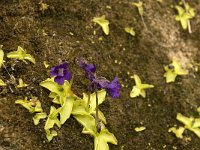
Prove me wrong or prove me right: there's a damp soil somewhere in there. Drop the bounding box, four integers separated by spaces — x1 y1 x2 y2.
1 0 200 150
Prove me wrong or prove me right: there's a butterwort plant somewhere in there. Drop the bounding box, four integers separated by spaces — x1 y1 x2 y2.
16 59 119 150
77 58 120 134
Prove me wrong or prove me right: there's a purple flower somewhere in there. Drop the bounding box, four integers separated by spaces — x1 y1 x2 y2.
76 58 96 81
77 58 120 98
104 77 120 98
93 77 120 98
50 62 72 85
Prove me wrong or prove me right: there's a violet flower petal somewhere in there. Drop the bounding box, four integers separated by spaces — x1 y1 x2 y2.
105 77 120 98
50 62 71 85
54 76 65 85
64 70 72 81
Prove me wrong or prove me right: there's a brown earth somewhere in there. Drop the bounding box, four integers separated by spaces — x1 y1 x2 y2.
0 0 200 150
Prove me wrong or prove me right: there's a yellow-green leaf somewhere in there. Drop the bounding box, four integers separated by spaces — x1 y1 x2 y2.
45 129 57 142
83 90 107 113
7 46 35 64
43 61 49 68
164 60 188 83
0 79 6 86
15 98 35 113
33 112 47 125
44 106 61 130
135 126 146 132
93 15 109 35
94 129 117 150
176 113 193 127
59 97 74 124
192 118 200 128
74 114 96 136
17 78 28 88
34 101 43 112
132 2 143 16
0 46 4 68
40 78 62 95
130 75 154 98
72 99 88 115
125 27 135 36
168 126 185 138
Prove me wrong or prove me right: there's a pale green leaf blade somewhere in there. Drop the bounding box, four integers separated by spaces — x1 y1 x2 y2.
34 101 43 112
17 78 28 88
189 128 200 138
83 90 106 112
98 110 107 124
93 15 109 35
135 126 146 132
46 129 58 142
175 6 185 15
0 47 4 68
176 113 193 127
168 126 185 139
24 54 36 64
74 114 96 136
172 60 188 75
139 90 146 98
192 118 200 128
139 84 154 89
130 86 140 98
7 51 23 59
134 74 142 85
44 106 61 130
33 112 47 125
125 27 135 36
132 2 143 16
15 99 35 113
59 97 74 124
40 78 61 95
164 68 177 83
72 100 88 115
98 129 118 145
180 19 188 30
94 137 109 150
0 79 6 86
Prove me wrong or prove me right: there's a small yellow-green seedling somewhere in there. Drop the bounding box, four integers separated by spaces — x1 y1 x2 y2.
0 45 4 68
175 2 195 33
15 97 44 113
169 112 200 139
135 126 146 132
39 2 49 14
45 129 58 142
168 126 185 138
92 15 109 35
125 27 135 36
132 2 144 16
7 46 35 64
17 78 28 88
164 60 188 83
130 74 154 98
0 79 6 86
43 61 49 68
